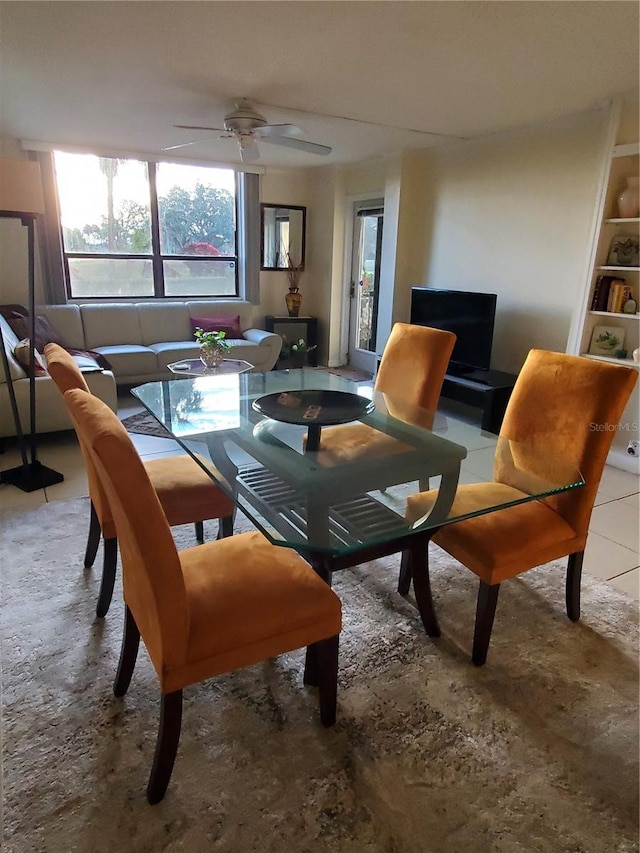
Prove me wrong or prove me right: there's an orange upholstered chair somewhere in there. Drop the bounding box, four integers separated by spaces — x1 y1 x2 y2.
312 322 456 464
45 343 235 617
63 388 342 804
405 349 638 665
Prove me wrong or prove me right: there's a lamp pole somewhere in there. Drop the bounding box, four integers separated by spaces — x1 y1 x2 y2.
0 158 64 491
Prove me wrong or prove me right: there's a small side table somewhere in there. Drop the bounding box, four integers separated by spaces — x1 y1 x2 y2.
167 358 253 377
265 315 319 368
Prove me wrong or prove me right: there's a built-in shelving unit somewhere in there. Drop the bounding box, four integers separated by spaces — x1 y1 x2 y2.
568 94 640 470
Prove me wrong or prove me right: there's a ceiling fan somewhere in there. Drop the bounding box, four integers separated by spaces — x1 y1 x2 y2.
163 98 332 161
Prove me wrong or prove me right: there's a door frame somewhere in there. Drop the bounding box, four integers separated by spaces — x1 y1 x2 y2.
339 195 384 373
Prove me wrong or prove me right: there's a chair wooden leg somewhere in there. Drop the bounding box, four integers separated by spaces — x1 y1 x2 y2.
566 550 584 622
217 515 233 539
472 582 500 666
315 635 339 727
147 690 183 805
303 644 318 687
398 549 412 595
84 501 101 569
96 537 118 617
194 521 204 544
410 537 441 638
113 605 140 697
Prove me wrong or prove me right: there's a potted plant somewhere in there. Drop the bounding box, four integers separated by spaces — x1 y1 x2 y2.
280 336 317 369
193 327 232 369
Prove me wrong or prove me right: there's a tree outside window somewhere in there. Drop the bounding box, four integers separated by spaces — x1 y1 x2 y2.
54 152 238 298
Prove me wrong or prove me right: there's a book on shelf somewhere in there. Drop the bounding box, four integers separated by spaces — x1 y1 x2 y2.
591 275 613 311
607 281 631 313
591 275 627 312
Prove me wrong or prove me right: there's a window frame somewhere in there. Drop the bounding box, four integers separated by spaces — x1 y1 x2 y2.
57 156 240 301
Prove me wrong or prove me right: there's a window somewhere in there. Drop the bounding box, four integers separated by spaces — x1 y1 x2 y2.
54 153 238 299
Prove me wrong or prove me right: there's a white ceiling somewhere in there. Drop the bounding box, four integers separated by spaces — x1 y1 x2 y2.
1 1 638 169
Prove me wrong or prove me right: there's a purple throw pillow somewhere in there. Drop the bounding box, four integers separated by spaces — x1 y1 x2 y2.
190 315 242 339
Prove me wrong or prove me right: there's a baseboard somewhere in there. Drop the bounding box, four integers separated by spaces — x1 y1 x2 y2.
606 447 640 475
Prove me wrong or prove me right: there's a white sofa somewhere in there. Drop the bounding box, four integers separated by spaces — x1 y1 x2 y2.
0 313 118 438
38 300 281 382
0 300 282 437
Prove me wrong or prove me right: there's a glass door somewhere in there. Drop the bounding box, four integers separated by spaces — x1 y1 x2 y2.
347 201 383 373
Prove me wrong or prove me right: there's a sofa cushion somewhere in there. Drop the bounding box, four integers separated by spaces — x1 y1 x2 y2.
149 342 201 371
91 344 158 378
81 304 142 349
136 302 191 346
190 314 242 338
37 305 86 350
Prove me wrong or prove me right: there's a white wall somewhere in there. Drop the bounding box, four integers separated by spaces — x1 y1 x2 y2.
259 169 315 320
0 141 46 306
415 110 608 373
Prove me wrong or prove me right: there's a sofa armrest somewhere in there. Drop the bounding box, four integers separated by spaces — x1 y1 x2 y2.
243 328 281 347
242 328 282 371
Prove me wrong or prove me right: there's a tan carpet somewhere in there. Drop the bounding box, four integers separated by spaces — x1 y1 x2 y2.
1 498 638 852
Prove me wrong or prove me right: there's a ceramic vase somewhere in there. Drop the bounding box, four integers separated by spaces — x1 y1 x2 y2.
200 343 224 369
285 286 303 317
617 177 640 219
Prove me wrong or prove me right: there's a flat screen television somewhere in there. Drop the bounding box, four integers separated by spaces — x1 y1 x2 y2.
410 287 497 374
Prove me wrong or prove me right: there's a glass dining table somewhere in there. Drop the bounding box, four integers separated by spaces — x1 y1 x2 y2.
132 368 584 639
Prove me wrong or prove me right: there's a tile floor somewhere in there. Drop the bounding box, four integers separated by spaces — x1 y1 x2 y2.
1 389 638 600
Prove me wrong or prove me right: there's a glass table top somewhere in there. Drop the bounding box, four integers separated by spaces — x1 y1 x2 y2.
132 369 584 557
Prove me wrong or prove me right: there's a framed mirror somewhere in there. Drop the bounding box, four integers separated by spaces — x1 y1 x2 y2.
260 204 306 270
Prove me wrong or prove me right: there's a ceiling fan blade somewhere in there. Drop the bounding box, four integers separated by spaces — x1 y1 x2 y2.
256 123 302 139
261 136 332 156
173 124 226 132
260 102 468 140
161 137 217 151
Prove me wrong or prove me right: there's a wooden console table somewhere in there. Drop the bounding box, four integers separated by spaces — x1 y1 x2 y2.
265 315 319 367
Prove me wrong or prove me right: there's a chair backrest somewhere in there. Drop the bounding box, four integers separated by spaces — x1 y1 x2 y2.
63 388 189 671
44 343 115 538
375 322 456 413
496 349 637 538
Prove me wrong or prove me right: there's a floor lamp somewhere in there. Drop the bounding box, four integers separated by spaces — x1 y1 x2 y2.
0 158 63 491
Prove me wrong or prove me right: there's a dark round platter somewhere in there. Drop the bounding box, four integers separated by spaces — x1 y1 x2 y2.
252 389 374 427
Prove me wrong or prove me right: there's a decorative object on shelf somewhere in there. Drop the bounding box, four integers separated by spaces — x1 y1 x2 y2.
617 176 640 218
193 327 231 369
0 158 63 492
623 297 638 314
632 348 639 363
284 253 304 317
614 348 628 359
588 325 626 357
607 234 640 266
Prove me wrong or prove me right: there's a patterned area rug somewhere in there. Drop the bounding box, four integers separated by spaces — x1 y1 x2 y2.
120 410 172 437
1 498 638 852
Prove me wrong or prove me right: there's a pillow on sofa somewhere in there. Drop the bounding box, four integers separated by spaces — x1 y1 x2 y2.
190 315 242 339
13 339 48 376
10 313 66 351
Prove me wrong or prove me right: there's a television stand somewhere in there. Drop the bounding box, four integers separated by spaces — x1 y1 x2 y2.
440 367 518 434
